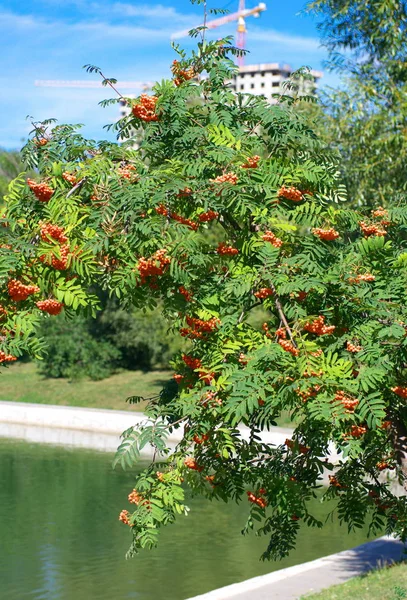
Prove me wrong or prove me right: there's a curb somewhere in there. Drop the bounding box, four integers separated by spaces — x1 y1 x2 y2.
184 536 406 600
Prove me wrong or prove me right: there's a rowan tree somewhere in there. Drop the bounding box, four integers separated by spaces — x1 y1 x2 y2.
1 24 407 560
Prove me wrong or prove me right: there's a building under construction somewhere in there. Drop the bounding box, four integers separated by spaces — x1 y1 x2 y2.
230 63 322 101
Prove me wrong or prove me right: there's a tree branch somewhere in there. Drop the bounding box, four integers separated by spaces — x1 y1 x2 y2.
269 282 296 346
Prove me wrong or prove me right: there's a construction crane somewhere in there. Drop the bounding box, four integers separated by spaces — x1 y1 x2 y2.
34 2 267 90
171 2 267 66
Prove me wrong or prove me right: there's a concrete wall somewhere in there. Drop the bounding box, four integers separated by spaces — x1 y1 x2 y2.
0 401 295 455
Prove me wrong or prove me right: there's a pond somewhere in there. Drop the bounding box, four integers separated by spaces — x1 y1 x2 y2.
0 438 372 600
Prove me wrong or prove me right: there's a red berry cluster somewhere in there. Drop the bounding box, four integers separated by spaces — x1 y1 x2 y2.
132 95 159 122
180 315 220 339
329 475 345 488
359 221 387 237
182 354 202 370
392 386 407 398
254 287 273 299
0 350 17 363
27 178 54 202
279 339 300 356
173 373 184 384
247 490 267 509
296 384 321 402
40 244 70 270
304 316 335 336
36 299 64 315
217 242 238 255
346 341 362 353
372 206 388 218
118 165 137 180
0 305 7 320
262 322 273 339
198 370 215 385
179 286 193 301
128 489 143 505
376 461 394 472
176 187 192 198
241 155 260 169
211 172 238 185
312 227 340 241
296 291 308 302
137 249 171 284
239 352 248 365
184 457 203 472
171 60 195 86
277 185 303 202
193 433 209 444
202 390 221 406
335 390 359 413
34 138 48 147
262 230 283 248
8 280 40 301
199 210 218 223
155 204 198 230
62 172 76 185
285 438 309 454
347 424 367 438
118 509 131 525
349 273 376 284
40 223 68 244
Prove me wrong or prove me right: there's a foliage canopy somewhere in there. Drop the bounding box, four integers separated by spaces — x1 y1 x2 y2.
1 26 407 560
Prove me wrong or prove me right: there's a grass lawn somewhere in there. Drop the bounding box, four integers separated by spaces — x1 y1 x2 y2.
0 362 171 411
302 561 407 600
0 362 296 425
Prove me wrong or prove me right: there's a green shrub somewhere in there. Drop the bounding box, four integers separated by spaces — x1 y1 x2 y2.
37 316 120 380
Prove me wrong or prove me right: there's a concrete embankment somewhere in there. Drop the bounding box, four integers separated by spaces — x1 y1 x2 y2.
0 400 295 454
185 536 406 600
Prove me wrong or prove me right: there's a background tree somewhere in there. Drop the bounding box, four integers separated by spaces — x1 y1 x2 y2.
307 0 407 207
0 149 27 203
1 3 407 561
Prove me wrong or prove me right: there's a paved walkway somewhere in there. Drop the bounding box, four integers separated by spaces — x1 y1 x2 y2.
185 536 406 600
0 400 295 454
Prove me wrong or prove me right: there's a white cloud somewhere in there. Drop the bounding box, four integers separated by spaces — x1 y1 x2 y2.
0 9 174 39
110 2 195 23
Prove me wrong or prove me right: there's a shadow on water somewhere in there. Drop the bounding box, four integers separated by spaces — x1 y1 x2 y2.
0 438 378 600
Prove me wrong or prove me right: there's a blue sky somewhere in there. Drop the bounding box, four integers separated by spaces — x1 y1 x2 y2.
1 0 337 150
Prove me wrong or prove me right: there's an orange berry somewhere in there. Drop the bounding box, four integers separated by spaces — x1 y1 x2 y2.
241 155 260 169
27 178 54 202
217 242 238 256
262 230 283 248
312 227 340 241
36 299 64 316
254 287 273 299
277 185 303 202
118 509 131 525
132 94 159 122
304 316 335 336
7 279 39 302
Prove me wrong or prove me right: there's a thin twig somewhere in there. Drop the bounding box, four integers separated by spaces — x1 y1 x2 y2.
66 177 88 198
98 70 126 101
269 282 296 345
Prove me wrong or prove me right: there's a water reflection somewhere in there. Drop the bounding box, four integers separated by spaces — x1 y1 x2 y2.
0 439 371 600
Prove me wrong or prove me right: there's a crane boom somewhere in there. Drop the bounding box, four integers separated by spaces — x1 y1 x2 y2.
171 3 266 40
